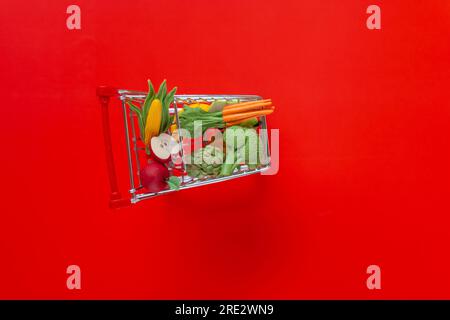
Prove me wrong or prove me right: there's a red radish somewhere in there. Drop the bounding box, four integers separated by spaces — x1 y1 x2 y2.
172 167 187 177
140 161 169 193
150 133 180 163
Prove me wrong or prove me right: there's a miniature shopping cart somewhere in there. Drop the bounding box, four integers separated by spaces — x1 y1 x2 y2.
97 86 272 208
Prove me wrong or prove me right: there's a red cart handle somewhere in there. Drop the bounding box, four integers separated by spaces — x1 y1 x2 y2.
97 86 130 208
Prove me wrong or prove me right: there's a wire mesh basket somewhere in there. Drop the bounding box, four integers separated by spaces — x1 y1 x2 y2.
97 86 272 207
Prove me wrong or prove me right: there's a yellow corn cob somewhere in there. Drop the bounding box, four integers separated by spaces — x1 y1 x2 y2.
144 98 162 145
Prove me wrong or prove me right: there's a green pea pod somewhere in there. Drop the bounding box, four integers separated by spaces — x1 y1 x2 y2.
127 101 145 141
142 79 155 126
156 79 167 100
162 87 177 132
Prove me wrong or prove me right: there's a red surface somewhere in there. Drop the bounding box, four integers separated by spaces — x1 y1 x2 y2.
1 0 450 299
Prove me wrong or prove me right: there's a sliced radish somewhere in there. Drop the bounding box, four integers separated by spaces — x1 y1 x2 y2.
150 133 180 163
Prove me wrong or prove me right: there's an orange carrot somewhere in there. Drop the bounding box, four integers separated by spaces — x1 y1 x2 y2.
222 102 273 116
223 107 274 123
223 99 272 111
226 116 258 127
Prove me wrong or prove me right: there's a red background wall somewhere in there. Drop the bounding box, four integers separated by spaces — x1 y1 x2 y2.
1 0 450 299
